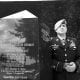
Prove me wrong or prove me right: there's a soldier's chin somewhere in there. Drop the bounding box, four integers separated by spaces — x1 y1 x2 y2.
58 32 66 34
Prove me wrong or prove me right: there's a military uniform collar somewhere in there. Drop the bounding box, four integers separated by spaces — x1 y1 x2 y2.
55 36 70 46
57 35 66 41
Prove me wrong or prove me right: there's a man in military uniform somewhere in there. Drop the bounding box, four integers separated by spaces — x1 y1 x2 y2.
49 19 80 80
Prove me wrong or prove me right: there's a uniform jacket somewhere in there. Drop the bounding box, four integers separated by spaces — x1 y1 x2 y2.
49 36 80 80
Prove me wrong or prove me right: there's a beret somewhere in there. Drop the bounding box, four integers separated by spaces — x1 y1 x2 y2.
54 19 67 31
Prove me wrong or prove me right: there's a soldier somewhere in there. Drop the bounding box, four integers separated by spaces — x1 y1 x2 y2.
49 19 80 80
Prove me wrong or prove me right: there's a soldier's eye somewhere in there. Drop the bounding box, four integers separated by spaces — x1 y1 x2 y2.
62 24 65 27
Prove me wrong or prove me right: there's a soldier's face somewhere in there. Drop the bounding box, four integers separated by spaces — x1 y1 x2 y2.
56 23 67 34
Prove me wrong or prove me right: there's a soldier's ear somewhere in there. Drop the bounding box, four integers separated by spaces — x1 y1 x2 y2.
55 28 59 33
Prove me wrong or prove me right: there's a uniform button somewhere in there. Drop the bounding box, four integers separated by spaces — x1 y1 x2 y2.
65 59 67 62
65 54 67 57
64 49 66 51
63 43 65 45
51 37 53 40
73 46 76 49
53 65 56 69
67 39 70 41
56 39 59 41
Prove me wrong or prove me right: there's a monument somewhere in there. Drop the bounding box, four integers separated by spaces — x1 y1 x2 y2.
0 10 39 80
